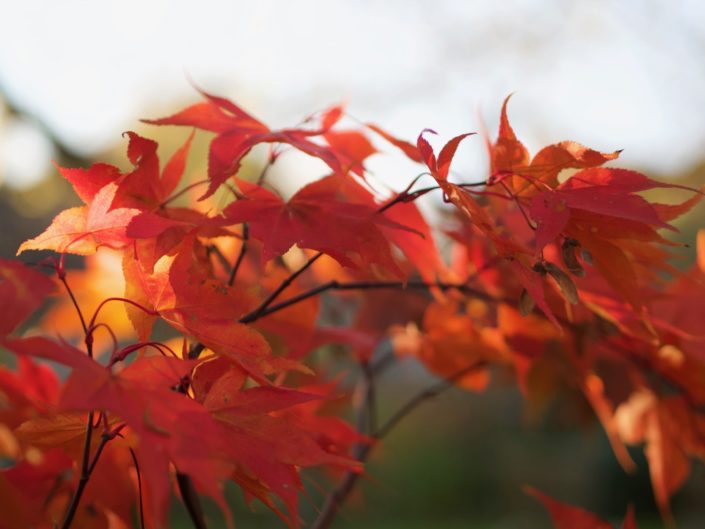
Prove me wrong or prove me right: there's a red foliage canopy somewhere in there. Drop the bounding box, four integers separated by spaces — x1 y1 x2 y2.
2 92 704 529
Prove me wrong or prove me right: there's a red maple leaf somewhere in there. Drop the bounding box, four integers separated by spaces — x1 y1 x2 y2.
0 259 55 336
144 90 345 199
489 95 621 196
527 487 639 529
17 183 140 256
224 175 414 276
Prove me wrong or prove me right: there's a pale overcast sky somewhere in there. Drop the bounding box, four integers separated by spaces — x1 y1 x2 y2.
1 0 705 189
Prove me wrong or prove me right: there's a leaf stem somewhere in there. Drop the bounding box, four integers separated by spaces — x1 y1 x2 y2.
56 267 88 339
378 178 487 213
88 297 159 334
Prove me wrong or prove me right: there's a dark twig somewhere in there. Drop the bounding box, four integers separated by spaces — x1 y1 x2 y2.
371 351 395 375
242 279 509 324
374 363 483 439
57 269 88 339
310 363 484 529
188 342 206 360
174 353 209 529
378 179 488 213
160 179 210 208
59 428 111 529
256 158 274 185
57 269 104 529
177 473 208 529
207 244 232 272
360 361 377 435
128 448 145 529
228 224 249 286
240 252 323 323
499 180 536 231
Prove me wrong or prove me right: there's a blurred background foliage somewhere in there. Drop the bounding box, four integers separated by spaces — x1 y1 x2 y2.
1 1 704 528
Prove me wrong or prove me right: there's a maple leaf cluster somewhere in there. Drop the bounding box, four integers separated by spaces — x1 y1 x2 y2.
1 90 704 529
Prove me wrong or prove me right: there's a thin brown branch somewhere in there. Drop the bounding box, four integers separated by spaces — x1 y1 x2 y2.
207 244 232 272
228 223 249 286
128 448 145 529
160 179 210 208
256 158 274 185
240 252 323 323
188 342 206 360
59 425 110 529
310 362 484 529
174 356 209 529
374 363 484 439
371 351 395 375
378 178 488 213
360 361 377 435
57 272 88 339
499 180 536 231
242 278 509 324
57 270 106 529
176 472 208 529
311 362 375 529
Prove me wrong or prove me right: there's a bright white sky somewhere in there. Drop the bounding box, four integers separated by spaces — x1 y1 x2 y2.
1 0 705 189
